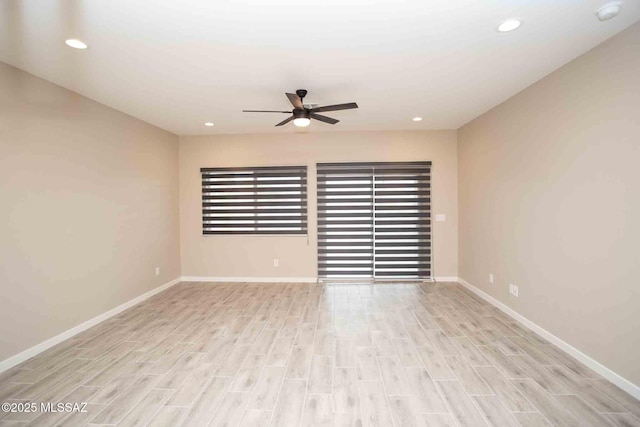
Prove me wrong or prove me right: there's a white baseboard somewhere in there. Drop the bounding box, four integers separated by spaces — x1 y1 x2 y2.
181 276 460 284
434 276 459 282
0 277 181 374
457 277 640 400
181 276 318 283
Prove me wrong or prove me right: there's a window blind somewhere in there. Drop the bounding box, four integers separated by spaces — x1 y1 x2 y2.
317 161 431 279
201 166 307 235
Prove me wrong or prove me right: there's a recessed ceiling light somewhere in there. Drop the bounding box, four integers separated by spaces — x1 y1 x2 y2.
596 1 622 21
204 122 214 127
497 19 521 33
412 117 423 122
65 39 88 49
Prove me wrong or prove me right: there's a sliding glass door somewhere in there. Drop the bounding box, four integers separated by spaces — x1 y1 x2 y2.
317 162 431 280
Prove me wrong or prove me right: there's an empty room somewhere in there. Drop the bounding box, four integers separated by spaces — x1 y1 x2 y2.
1 0 639 426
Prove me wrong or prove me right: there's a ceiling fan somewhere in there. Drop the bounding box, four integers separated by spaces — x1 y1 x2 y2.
242 89 358 127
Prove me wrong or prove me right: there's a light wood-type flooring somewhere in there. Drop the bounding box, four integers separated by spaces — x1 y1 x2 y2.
0 281 639 426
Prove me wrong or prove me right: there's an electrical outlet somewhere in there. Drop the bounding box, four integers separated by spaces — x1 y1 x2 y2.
155 267 160 276
489 273 494 284
513 285 519 297
273 259 279 268
509 284 514 295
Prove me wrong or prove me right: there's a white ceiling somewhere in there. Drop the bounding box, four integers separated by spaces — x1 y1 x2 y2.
1 0 638 135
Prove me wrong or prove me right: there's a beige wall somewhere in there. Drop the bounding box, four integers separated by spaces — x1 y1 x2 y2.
458 23 640 384
0 62 181 361
179 131 458 279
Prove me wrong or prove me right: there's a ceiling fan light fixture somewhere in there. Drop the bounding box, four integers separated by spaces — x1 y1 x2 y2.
293 117 311 127
204 122 214 127
412 117 423 122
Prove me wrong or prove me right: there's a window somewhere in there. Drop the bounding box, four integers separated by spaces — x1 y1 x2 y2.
201 166 308 234
317 161 431 279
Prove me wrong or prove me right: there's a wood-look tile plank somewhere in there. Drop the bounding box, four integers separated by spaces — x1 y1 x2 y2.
118 388 175 427
404 367 448 413
511 379 581 427
356 347 381 380
267 336 295 367
202 336 237 364
27 385 99 427
334 411 364 427
513 412 554 426
450 336 491 366
548 365 626 412
240 409 272 427
444 355 492 395
248 365 285 411
251 328 279 355
89 374 159 424
473 366 535 412
555 394 617 427
308 355 332 394
416 346 456 380
208 391 251 427
357 380 394 427
155 351 203 389
435 380 488 427
476 345 528 379
425 330 460 356
301 393 334 426
335 339 357 368
232 354 267 392
472 394 520 427
377 355 411 395
388 395 423 427
271 379 307 427
165 362 217 406
332 367 360 413
393 338 424 368
512 354 571 394
422 413 458 427
604 413 640 427
147 406 187 427
589 378 640 417
52 403 106 427
286 345 313 379
181 376 232 427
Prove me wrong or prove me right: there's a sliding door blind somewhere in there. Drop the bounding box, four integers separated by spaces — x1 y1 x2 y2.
317 162 431 279
201 166 307 234
317 164 374 278
373 162 431 278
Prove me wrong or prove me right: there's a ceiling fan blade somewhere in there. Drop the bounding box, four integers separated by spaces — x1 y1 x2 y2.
286 93 303 109
243 110 291 113
311 102 358 113
310 113 339 125
275 116 294 127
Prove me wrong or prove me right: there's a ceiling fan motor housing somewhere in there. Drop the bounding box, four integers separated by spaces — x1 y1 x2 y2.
293 108 310 119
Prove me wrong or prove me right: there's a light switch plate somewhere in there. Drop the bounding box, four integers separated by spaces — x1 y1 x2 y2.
435 214 446 222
